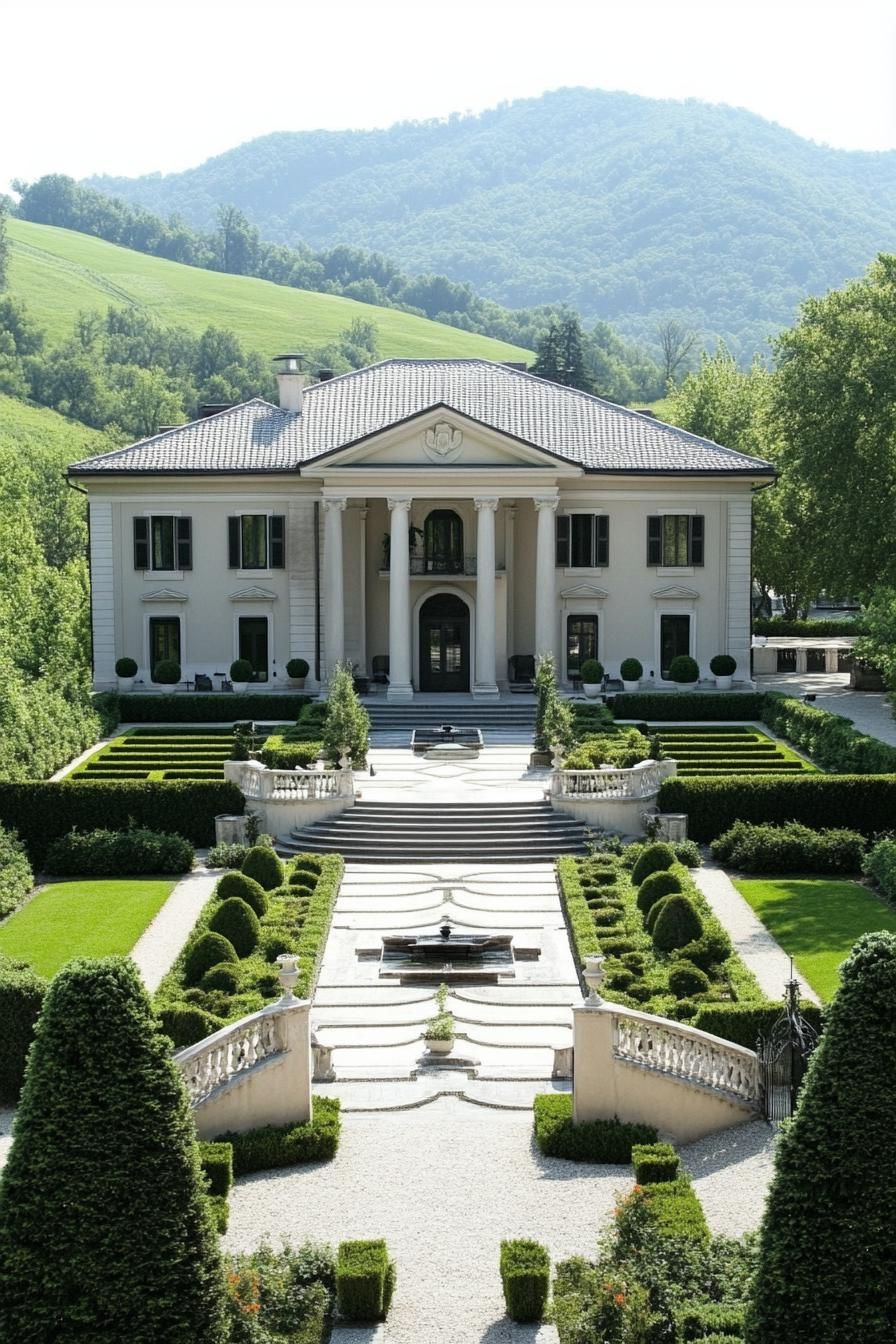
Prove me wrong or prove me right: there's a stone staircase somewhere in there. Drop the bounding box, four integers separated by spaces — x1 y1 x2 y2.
277 799 588 862
364 701 537 738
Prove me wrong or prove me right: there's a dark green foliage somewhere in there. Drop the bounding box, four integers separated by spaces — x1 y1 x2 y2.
158 1003 225 1048
678 1302 746 1338
214 869 268 916
208 897 261 958
658 775 896 842
206 1195 228 1235
222 1242 336 1341
669 655 700 683
0 779 244 864
754 617 864 637
746 932 896 1342
0 678 102 784
566 725 651 770
761 692 896 774
118 692 310 721
241 844 284 891
645 894 671 934
863 838 896 901
613 692 765 721
222 1096 342 1173
321 662 370 767
500 1238 550 1322
533 1093 656 1162
631 1142 680 1185
206 841 249 869
200 962 241 994
693 1001 823 1050
653 895 704 951
710 821 866 874
259 737 323 769
336 1239 395 1322
0 823 33 919
631 842 677 885
44 825 194 875
636 868 684 914
645 1176 710 1247
183 931 239 986
0 957 46 1103
0 957 226 1342
709 655 737 677
668 960 711 998
677 929 733 974
198 1142 233 1197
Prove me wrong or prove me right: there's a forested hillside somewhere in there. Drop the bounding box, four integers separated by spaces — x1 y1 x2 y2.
87 87 896 358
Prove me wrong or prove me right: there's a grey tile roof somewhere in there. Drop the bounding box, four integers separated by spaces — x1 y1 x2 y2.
69 359 775 477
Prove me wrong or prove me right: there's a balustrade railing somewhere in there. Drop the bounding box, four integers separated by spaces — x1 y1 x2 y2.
612 1011 760 1105
175 1010 282 1107
552 758 676 800
237 761 352 801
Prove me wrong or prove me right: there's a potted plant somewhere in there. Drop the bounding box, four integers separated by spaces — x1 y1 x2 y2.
153 658 181 691
709 653 736 690
423 983 455 1056
619 657 643 693
579 658 604 699
668 654 700 690
229 658 254 694
286 657 309 689
115 656 138 693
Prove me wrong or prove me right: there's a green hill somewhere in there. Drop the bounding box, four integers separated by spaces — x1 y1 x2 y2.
87 86 896 358
0 392 111 462
6 218 532 363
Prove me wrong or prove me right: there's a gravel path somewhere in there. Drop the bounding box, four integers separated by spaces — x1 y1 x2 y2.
224 1100 774 1344
129 863 219 993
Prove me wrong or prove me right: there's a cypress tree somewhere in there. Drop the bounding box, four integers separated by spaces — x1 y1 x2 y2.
0 956 226 1343
746 931 896 1342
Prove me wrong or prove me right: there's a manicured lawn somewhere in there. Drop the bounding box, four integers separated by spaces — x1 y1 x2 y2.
734 877 896 1001
0 879 176 977
74 729 239 781
651 725 815 776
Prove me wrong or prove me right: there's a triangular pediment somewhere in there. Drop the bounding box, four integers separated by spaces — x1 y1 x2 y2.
303 404 581 475
229 585 278 602
651 585 701 601
560 583 610 600
140 587 188 603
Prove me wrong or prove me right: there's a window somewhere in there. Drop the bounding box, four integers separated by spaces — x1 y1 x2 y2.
567 615 599 678
133 516 191 570
228 515 285 570
149 617 181 677
647 515 703 567
424 510 463 573
556 514 609 568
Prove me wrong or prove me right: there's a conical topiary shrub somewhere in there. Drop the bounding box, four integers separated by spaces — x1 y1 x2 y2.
0 957 226 1342
208 897 260 958
241 844 284 891
652 894 703 952
214 870 268 917
746 931 896 1342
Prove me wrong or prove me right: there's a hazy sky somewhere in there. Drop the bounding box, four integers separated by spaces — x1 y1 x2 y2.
3 0 895 192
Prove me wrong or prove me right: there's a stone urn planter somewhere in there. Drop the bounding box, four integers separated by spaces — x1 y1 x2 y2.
115 657 137 694
710 654 736 691
579 658 604 701
230 658 253 695
668 655 699 693
286 657 309 690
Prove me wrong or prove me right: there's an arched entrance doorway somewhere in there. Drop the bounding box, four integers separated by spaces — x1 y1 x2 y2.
419 593 470 692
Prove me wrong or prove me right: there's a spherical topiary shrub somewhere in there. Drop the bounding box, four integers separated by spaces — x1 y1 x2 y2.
207 898 260 959
631 842 677 886
158 1002 225 1048
667 959 711 998
645 895 672 934
636 868 684 916
200 962 242 995
241 845 284 891
0 958 226 1342
214 871 268 917
115 656 138 677
652 895 704 952
620 658 643 681
668 654 699 684
184 931 239 987
579 658 604 684
153 657 182 685
710 654 737 677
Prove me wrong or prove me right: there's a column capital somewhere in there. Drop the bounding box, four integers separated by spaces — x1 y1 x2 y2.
473 496 500 513
386 496 413 514
533 496 558 513
321 496 347 514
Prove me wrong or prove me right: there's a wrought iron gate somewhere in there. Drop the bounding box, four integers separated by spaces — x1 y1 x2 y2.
757 976 818 1123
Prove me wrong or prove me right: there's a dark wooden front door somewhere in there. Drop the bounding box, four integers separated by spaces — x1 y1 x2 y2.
419 594 469 692
238 616 269 682
660 614 691 679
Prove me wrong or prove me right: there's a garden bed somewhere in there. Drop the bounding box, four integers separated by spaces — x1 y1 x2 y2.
73 728 255 782
650 724 816 776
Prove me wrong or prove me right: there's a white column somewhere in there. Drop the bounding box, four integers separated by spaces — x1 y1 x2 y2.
534 497 558 663
322 497 346 679
358 507 368 675
387 496 414 702
504 505 516 666
474 497 500 700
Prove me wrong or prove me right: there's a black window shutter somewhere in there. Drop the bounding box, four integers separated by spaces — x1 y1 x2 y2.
176 517 192 570
270 515 285 568
555 514 570 566
133 516 149 569
228 516 240 568
690 515 704 566
596 515 609 567
647 516 662 565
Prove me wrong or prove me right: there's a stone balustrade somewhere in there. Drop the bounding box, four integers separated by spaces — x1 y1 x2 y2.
237 761 351 802
611 1010 760 1106
552 758 677 801
176 1010 282 1108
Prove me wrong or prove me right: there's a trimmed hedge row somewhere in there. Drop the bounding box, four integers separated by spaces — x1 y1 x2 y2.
658 774 896 842
219 1096 342 1172
258 735 324 769
611 692 765 721
117 693 310 722
710 821 867 874
500 1239 550 1323
864 839 896 902
0 825 33 920
533 1093 656 1161
336 1239 395 1323
761 692 896 774
44 826 195 876
754 617 864 637
631 1142 680 1185
0 957 47 1103
693 1001 824 1051
0 780 245 864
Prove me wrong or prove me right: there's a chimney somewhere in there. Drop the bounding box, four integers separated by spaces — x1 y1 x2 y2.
317 368 335 382
502 361 529 372
273 352 308 413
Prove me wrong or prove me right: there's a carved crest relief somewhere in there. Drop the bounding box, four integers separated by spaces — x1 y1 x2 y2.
423 421 463 463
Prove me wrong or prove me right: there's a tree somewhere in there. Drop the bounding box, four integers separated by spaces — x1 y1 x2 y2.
656 318 700 386
854 587 896 687
321 661 370 767
533 653 575 753
0 200 8 291
745 931 896 1343
0 956 226 1342
216 204 257 276
533 314 594 392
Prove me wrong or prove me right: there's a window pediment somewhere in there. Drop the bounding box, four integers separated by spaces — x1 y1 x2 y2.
140 588 188 603
560 583 609 601
651 585 701 601
229 585 278 602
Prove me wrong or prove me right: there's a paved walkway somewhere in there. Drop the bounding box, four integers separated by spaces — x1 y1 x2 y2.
129 861 220 993
360 746 551 802
756 672 896 746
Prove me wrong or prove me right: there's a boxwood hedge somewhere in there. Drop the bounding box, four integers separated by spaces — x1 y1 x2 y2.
658 775 896 842
533 1093 656 1161
611 692 765 721
118 693 310 722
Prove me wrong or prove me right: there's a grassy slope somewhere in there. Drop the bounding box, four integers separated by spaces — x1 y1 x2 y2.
734 877 896 1001
0 390 112 458
0 878 176 977
7 217 532 362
